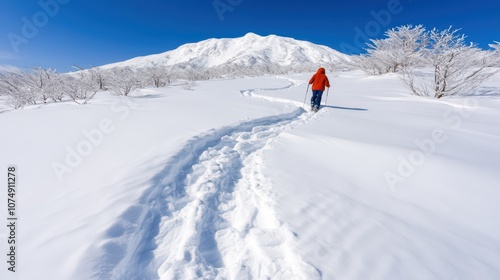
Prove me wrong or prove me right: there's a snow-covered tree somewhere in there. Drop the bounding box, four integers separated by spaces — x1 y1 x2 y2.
350 54 391 75
89 67 107 90
62 71 99 104
139 65 173 88
73 65 108 91
106 67 140 96
0 68 64 107
489 42 500 66
27 67 67 103
402 27 498 98
0 72 33 108
353 25 427 75
184 67 204 81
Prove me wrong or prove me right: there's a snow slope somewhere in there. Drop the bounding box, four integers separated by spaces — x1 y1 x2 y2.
100 33 348 70
263 72 500 279
1 71 500 280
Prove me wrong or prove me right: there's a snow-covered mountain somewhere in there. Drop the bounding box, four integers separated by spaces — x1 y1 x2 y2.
101 33 348 70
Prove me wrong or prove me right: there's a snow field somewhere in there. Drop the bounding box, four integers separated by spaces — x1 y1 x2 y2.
73 78 322 280
86 104 323 279
263 72 500 279
1 71 500 280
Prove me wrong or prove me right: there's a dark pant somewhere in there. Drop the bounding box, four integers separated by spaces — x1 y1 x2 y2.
311 90 323 108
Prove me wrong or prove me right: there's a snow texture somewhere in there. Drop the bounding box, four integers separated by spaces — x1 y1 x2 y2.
1 71 500 280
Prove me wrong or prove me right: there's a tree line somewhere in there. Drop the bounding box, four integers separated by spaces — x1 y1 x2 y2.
347 25 500 98
1 24 499 109
0 62 332 109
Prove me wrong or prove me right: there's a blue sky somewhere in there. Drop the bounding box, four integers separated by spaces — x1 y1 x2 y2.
1 0 499 72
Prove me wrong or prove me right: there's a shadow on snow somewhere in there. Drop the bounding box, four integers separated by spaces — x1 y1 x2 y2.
324 105 368 111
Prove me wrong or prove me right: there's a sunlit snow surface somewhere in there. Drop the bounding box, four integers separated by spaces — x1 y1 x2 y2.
1 71 500 280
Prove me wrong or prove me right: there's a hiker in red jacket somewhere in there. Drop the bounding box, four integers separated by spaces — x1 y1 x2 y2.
308 67 330 112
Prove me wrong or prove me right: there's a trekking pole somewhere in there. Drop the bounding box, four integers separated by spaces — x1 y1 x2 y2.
302 84 310 108
324 87 330 107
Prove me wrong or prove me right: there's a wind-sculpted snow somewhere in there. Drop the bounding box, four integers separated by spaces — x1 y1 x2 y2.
87 91 320 279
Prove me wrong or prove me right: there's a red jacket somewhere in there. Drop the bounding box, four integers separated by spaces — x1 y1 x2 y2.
309 68 330 91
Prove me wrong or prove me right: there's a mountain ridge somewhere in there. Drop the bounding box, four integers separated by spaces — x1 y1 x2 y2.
100 33 348 70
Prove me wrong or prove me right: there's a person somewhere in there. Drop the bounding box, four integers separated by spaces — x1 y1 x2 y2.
308 67 330 112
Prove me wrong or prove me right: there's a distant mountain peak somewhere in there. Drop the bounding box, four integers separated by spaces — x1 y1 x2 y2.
243 32 261 38
101 34 348 70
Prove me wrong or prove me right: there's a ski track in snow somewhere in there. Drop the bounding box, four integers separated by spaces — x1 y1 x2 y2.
87 79 322 280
